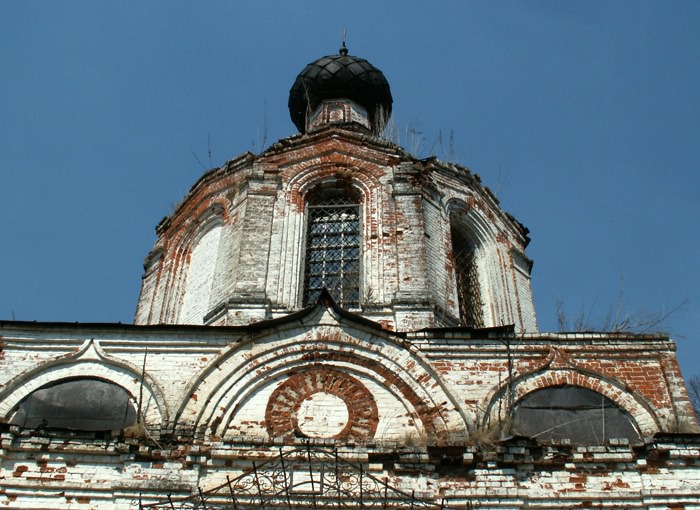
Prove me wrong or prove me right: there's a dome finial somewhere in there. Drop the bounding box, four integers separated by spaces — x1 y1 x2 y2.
340 29 348 56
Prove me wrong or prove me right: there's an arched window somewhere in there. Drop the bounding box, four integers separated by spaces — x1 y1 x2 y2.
511 386 641 444
303 183 361 308
10 378 137 431
450 222 484 328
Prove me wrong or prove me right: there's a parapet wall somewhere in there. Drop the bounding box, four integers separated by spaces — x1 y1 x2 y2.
2 429 700 509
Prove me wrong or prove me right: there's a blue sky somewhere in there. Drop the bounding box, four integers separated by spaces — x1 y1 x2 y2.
1 2 698 379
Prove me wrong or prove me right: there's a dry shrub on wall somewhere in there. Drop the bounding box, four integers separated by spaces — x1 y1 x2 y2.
688 375 700 420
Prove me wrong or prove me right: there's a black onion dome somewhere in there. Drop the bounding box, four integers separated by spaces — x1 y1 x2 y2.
289 48 393 133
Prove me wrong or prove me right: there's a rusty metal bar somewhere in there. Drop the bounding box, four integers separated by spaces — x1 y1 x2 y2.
225 475 240 510
252 461 265 508
335 448 341 507
383 477 389 509
197 487 207 510
359 464 363 507
279 448 292 510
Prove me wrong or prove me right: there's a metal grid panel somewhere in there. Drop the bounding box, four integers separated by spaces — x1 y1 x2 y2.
453 233 484 328
139 446 472 509
303 197 360 308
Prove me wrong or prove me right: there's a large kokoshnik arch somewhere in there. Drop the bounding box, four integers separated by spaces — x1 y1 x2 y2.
0 339 168 429
483 367 661 437
174 321 470 442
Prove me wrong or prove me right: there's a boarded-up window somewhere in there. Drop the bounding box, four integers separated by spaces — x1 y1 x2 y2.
10 378 137 431
511 386 641 444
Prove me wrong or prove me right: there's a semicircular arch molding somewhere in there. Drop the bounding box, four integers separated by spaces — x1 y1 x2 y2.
445 197 506 328
445 198 498 248
0 341 168 428
176 202 227 252
484 368 660 436
217 360 428 442
265 366 380 441
287 162 381 207
158 203 227 323
174 326 470 443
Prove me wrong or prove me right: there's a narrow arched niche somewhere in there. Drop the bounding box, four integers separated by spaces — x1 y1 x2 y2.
180 220 223 324
9 378 137 432
511 385 641 444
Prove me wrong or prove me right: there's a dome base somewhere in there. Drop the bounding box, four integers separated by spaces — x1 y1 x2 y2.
307 99 371 133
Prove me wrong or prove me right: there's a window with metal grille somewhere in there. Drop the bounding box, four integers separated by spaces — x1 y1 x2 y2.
452 227 484 328
303 195 361 308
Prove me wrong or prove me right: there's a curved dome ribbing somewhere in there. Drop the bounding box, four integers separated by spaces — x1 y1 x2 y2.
288 49 392 134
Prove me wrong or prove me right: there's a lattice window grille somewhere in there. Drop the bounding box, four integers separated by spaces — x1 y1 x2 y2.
303 197 361 308
453 235 484 328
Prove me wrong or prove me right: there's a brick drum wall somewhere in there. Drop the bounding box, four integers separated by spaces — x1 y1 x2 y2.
134 129 536 333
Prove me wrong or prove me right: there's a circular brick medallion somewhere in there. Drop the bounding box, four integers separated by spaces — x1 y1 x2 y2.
266 368 378 440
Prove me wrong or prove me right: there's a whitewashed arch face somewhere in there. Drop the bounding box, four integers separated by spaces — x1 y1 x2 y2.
446 200 498 327
0 340 167 430
0 362 165 430
180 221 223 324
172 314 471 443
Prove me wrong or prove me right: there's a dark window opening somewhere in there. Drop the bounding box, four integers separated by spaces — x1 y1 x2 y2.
303 189 361 309
451 226 484 328
10 378 138 432
511 386 641 444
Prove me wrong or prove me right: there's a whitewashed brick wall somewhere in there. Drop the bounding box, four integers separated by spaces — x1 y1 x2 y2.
179 222 221 324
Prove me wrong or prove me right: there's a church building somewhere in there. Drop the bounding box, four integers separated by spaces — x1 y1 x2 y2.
1 45 698 509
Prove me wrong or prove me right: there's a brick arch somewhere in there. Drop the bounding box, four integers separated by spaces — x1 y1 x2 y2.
484 368 660 436
445 197 504 327
160 201 227 280
174 327 468 443
275 161 392 307
445 198 498 248
253 353 443 440
287 162 382 211
192 350 446 442
175 202 227 250
0 357 167 429
135 246 167 325
166 204 226 323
